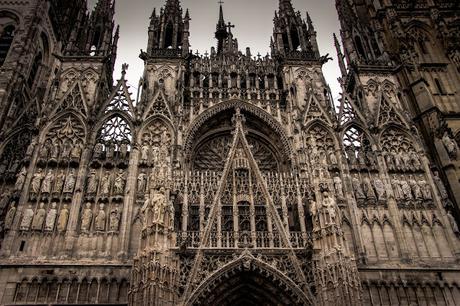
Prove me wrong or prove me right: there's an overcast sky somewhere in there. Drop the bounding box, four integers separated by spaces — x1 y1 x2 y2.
88 0 342 100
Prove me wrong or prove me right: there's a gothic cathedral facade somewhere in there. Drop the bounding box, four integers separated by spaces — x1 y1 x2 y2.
0 0 458 305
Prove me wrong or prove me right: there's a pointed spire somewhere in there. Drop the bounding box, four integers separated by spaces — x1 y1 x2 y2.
334 33 347 78
215 2 229 55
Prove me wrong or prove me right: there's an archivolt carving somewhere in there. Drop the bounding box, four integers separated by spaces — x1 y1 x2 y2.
184 100 293 160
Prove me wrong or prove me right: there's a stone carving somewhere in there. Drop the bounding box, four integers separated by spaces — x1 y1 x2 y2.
391 176 403 200
20 204 34 231
44 202 58 231
442 131 458 159
41 170 54 194
141 144 150 163
87 169 99 194
4 202 16 230
141 197 152 226
71 143 82 160
400 179 412 200
153 187 167 225
433 171 448 200
408 175 422 200
31 202 46 230
322 192 338 225
418 179 432 200
120 143 129 159
363 177 376 200
57 204 69 232
374 177 386 200
95 204 106 231
447 211 459 235
54 170 66 194
100 171 111 196
63 169 76 193
329 150 338 165
352 175 365 200
109 206 121 231
81 202 93 233
31 169 44 194
94 142 104 159
15 167 27 191
106 142 115 160
333 176 343 198
25 138 37 157
114 170 125 195
138 172 147 193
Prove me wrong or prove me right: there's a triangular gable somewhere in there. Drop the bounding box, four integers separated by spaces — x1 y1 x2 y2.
183 108 314 303
303 92 333 125
100 76 136 117
338 92 367 127
52 82 88 117
375 92 408 128
143 89 173 120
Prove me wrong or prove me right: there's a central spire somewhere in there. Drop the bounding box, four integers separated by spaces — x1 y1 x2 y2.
215 3 229 54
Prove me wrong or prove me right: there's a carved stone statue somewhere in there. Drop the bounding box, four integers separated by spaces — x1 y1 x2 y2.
329 150 338 165
87 169 99 194
25 138 37 157
15 167 27 191
153 187 167 225
401 152 411 172
57 204 69 232
333 176 343 198
4 202 16 230
433 171 448 199
447 211 459 234
119 143 129 159
365 150 377 168
95 204 106 231
322 192 338 224
20 204 34 231
374 177 386 201
385 152 395 171
141 197 152 226
357 149 366 165
418 179 432 200
41 170 54 194
94 142 104 159
40 140 51 158
400 179 412 200
442 131 458 159
50 141 60 160
408 176 422 200
138 172 147 193
391 176 403 200
63 169 76 193
310 200 317 218
100 171 111 196
80 202 93 233
352 176 365 200
54 170 66 194
113 170 125 195
346 146 357 165
106 142 115 160
61 140 72 159
31 202 46 230
394 151 403 171
71 143 82 160
45 202 58 231
141 144 150 163
363 177 376 199
109 206 120 232
411 152 422 171
31 169 44 194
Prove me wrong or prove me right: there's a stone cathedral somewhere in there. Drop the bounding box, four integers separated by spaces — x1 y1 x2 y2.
0 0 459 305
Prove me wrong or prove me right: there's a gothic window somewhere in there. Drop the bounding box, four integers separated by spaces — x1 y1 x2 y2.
97 116 132 153
27 51 43 88
290 25 300 51
339 95 356 125
343 126 374 168
282 32 289 51
370 36 381 58
106 87 133 115
0 25 15 66
238 201 251 232
164 22 174 49
354 35 366 59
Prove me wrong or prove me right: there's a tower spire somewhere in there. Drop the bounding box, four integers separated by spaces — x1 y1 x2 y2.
215 2 229 55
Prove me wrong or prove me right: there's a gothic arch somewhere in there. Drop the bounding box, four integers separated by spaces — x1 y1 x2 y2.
137 114 175 145
184 100 294 160
304 119 340 150
341 123 376 148
186 254 314 306
92 111 135 143
378 125 422 153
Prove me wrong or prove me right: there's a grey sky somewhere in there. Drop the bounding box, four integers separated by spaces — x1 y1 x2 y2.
89 0 342 100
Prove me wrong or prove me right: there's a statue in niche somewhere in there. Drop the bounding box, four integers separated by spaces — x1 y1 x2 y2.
152 147 160 165
394 150 403 171
86 169 99 194
93 142 104 159
433 171 448 200
352 175 365 200
57 204 69 232
294 77 307 108
20 204 34 231
63 169 76 194
310 200 318 219
159 132 169 161
106 142 115 160
408 175 422 200
385 152 395 171
447 211 459 235
25 138 37 157
41 170 54 194
374 177 386 200
141 144 150 163
411 152 422 171
333 176 343 198
318 150 327 166
391 176 403 200
44 202 57 231
70 143 82 160
322 192 338 225
4 202 16 230
365 149 377 168
418 179 432 200
113 170 125 195
31 202 46 230
61 140 72 159
345 146 357 165
442 131 458 159
31 169 44 194
141 197 153 226
80 202 93 233
137 172 147 193
40 140 51 159
100 171 111 196
329 150 338 165
400 179 412 200
119 143 129 159
50 141 60 160
95 203 106 231
54 170 66 194
15 167 27 191
109 206 120 232
363 177 376 199
153 187 167 225
168 202 174 230
357 148 366 165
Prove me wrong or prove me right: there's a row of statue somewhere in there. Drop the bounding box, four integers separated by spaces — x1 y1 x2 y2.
310 191 340 228
345 145 378 168
384 150 423 172
86 169 126 197
5 201 70 232
93 141 130 161
140 140 169 166
141 187 174 229
80 202 121 233
37 139 83 162
137 163 171 194
16 167 77 197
